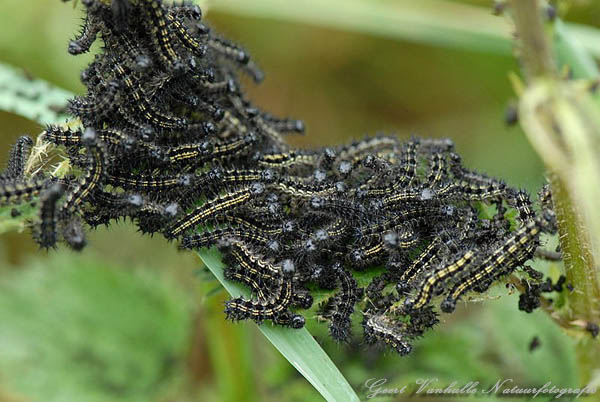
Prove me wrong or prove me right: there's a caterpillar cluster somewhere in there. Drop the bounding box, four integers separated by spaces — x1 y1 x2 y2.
0 0 562 353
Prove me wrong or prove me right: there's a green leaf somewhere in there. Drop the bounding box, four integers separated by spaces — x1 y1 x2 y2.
0 63 71 125
0 204 37 235
205 0 600 58
198 247 360 402
0 253 192 402
554 20 599 79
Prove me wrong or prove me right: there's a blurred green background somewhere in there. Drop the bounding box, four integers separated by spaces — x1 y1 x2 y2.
0 0 598 401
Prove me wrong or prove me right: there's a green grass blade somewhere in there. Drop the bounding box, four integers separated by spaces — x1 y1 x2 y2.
198 248 360 402
206 0 600 58
207 0 511 55
0 63 71 125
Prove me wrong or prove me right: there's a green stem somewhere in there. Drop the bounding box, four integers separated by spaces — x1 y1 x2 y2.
509 0 600 386
549 174 600 321
509 0 556 79
549 173 600 386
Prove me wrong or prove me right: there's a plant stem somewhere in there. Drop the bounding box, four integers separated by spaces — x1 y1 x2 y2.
509 0 556 79
549 174 600 321
509 0 600 386
549 173 600 386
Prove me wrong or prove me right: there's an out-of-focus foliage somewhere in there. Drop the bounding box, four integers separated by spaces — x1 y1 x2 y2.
0 252 193 402
0 0 597 401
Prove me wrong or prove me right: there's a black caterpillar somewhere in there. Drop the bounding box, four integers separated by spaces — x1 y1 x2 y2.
0 0 563 354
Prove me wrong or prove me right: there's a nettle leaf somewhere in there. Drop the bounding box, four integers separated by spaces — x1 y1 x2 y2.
0 63 71 125
0 254 192 402
0 204 36 235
